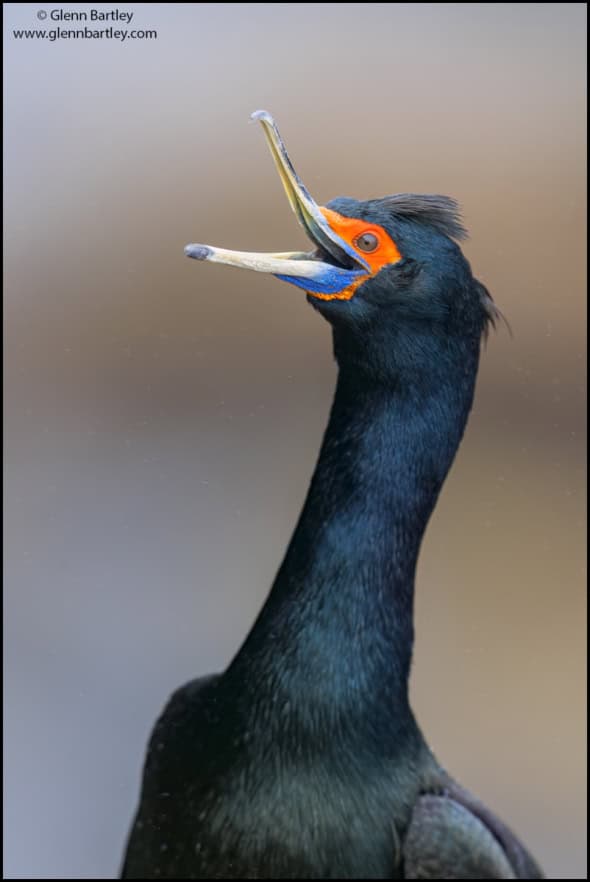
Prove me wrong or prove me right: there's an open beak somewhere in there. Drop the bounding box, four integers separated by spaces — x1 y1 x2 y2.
185 111 369 296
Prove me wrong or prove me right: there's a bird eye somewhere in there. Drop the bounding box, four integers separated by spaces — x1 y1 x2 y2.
354 232 379 253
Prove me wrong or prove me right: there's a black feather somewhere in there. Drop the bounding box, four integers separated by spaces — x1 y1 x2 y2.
378 193 468 241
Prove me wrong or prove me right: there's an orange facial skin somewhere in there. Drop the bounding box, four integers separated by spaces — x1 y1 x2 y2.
309 207 403 301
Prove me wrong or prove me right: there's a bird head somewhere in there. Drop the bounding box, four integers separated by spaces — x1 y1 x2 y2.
185 111 500 380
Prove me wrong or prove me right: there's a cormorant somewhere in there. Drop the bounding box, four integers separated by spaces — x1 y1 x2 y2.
121 111 543 879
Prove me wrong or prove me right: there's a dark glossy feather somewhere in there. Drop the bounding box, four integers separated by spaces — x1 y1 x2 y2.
378 194 468 241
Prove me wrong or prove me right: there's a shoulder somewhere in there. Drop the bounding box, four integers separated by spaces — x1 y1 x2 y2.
159 673 220 720
142 673 221 776
403 774 543 879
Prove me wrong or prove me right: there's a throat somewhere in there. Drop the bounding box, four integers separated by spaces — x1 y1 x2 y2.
229 358 476 737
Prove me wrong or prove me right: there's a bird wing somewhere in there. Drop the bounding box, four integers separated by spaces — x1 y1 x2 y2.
402 780 544 880
120 673 220 879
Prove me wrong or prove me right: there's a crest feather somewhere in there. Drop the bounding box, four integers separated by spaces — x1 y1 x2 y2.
378 194 468 241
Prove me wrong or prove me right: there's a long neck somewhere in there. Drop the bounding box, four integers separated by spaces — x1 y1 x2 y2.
229 353 477 741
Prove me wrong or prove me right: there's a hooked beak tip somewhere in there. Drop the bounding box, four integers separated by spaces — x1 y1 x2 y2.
185 244 212 260
250 109 273 125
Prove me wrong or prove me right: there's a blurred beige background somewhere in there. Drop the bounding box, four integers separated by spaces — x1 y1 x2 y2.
4 3 586 879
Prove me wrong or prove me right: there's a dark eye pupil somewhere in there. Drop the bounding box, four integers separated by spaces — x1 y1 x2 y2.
356 232 378 252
